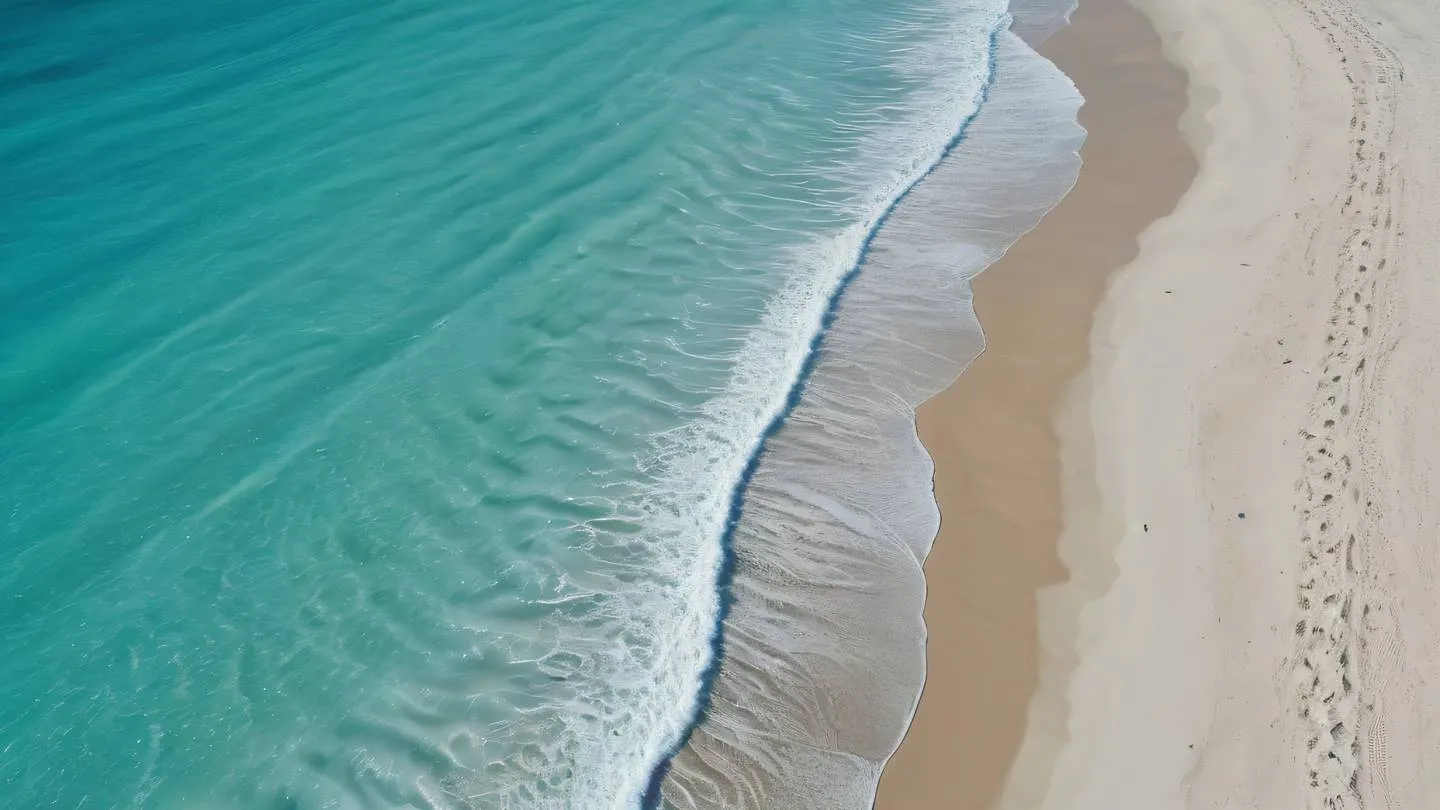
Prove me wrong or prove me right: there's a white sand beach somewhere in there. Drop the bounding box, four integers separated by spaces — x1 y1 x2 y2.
875 1 1192 805
1003 0 1440 807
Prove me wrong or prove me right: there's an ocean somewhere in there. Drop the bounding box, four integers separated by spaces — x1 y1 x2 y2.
0 0 1081 807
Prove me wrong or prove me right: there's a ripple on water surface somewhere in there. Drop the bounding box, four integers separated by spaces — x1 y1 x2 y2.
1 0 1071 807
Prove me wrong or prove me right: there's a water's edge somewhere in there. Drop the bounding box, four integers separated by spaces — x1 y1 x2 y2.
656 1 1088 807
640 16 1009 809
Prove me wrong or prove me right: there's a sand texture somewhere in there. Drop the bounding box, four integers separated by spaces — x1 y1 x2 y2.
873 0 1192 807
1014 0 1440 807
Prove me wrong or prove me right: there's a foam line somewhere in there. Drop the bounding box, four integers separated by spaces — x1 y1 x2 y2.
637 13 1010 809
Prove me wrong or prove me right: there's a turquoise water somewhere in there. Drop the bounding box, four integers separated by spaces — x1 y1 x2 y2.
0 0 1039 807
0 0 1094 806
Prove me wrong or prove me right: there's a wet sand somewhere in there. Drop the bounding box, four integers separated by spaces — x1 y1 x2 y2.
873 0 1194 806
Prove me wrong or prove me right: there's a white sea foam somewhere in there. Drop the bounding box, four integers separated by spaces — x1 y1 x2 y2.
454 1 1078 807
657 2 1085 808
531 1 1013 806
613 4 1005 804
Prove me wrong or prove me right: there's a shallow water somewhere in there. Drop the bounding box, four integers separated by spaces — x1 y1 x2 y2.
0 0 1078 806
660 3 1084 806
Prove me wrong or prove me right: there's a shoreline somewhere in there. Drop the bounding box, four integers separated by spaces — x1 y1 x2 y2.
874 0 1195 806
878 0 1440 806
656 7 1087 807
644 20 1008 805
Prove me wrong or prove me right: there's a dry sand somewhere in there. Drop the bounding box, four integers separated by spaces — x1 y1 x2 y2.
1027 0 1440 807
873 0 1193 806
883 0 1440 806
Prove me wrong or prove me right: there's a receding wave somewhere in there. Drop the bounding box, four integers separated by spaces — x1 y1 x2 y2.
657 2 1084 808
